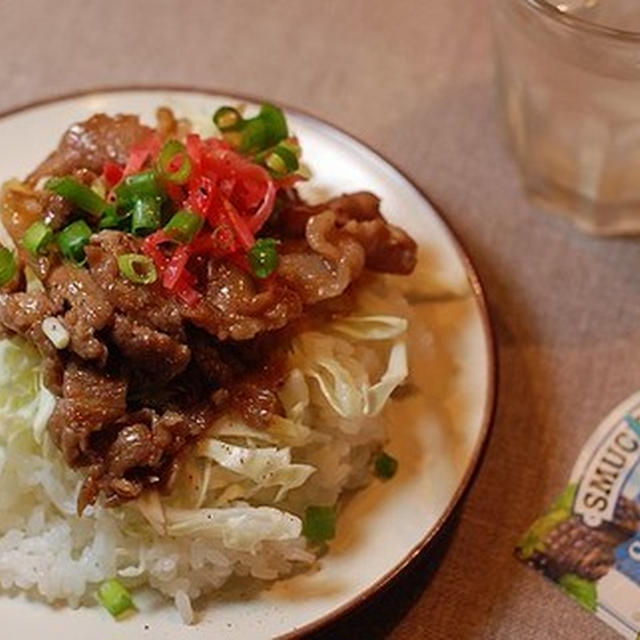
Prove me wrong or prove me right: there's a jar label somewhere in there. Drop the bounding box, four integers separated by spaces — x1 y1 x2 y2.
516 391 640 638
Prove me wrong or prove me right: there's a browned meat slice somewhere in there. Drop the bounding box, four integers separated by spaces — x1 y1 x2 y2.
1 181 44 245
185 210 370 338
183 261 303 341
78 420 163 511
275 191 417 275
85 231 184 337
227 358 288 429
155 106 179 139
76 407 211 511
0 290 60 350
28 114 153 184
189 329 240 386
38 191 72 231
342 217 417 274
328 193 417 273
48 360 127 466
277 210 366 304
47 263 114 363
111 314 190 383
275 191 380 237
0 290 65 390
112 423 159 474
326 191 383 223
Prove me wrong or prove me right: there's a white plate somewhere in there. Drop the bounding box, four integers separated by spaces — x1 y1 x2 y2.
0 89 496 639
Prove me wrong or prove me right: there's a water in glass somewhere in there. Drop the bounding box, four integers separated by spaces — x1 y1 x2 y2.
494 0 640 234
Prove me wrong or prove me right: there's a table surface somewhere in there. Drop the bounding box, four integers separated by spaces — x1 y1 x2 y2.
0 1 629 638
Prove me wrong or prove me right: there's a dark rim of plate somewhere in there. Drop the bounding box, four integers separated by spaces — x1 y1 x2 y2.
0 85 498 639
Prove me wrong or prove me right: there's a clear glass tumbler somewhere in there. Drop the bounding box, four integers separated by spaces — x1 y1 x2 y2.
493 0 640 235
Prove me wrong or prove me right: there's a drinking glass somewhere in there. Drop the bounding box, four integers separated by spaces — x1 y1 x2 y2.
493 0 640 235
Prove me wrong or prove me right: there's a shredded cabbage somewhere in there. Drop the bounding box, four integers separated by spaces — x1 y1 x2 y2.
290 328 408 420
135 490 167 535
165 504 303 552
278 368 309 422
210 413 316 448
0 337 55 447
135 494 304 552
365 341 408 415
196 439 316 502
267 415 316 447
212 414 277 444
196 459 213 508
330 315 408 341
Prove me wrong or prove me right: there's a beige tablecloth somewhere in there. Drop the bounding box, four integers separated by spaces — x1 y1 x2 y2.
0 1 628 638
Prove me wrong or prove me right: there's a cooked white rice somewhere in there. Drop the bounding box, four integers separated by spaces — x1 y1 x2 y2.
0 276 411 622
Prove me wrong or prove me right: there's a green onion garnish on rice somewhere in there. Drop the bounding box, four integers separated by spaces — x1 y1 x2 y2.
97 578 135 618
374 451 398 479
302 505 336 543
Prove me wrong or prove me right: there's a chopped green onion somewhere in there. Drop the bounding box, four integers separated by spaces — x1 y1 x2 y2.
302 505 336 543
279 139 301 156
131 198 162 236
21 221 53 255
374 451 398 479
97 579 135 618
56 220 92 265
164 209 204 243
263 145 299 177
259 103 288 147
0 247 16 286
90 180 107 200
248 237 279 279
237 118 267 154
46 176 108 217
99 204 130 230
265 153 286 175
216 103 288 154
256 139 300 176
117 253 157 284
157 139 192 184
115 170 163 209
213 106 244 132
